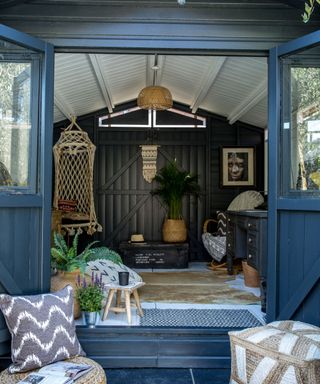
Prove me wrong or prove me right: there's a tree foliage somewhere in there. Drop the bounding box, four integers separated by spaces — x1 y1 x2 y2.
302 0 320 23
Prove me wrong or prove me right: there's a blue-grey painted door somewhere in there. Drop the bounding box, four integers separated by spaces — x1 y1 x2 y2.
268 30 320 326
0 24 54 354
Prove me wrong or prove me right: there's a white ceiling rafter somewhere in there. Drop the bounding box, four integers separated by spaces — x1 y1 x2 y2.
146 55 153 86
228 78 267 125
191 57 227 113
155 55 166 85
88 54 114 113
54 91 74 121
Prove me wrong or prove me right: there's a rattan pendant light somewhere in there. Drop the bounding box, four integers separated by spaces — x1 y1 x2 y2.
137 55 173 110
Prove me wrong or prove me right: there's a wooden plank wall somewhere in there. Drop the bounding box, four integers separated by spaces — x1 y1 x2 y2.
54 102 265 260
277 211 320 324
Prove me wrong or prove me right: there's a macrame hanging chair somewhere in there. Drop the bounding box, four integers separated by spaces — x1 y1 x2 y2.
53 117 102 235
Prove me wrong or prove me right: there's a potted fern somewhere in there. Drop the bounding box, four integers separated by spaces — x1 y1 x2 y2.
51 231 122 318
151 159 201 242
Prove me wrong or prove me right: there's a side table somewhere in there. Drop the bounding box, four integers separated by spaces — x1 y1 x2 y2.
102 282 145 325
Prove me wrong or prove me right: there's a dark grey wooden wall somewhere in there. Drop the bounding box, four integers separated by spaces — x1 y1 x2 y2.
54 102 264 261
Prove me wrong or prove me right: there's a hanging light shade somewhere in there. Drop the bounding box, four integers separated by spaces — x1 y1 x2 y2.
137 85 173 110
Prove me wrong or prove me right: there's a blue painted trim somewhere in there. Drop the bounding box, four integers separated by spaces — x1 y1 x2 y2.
277 198 320 211
277 29 320 56
30 57 41 194
40 42 54 292
51 38 274 52
267 46 279 323
0 194 42 207
0 23 47 51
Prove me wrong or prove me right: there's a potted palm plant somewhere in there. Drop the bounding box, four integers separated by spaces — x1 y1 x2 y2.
76 273 104 327
50 231 122 318
151 159 201 242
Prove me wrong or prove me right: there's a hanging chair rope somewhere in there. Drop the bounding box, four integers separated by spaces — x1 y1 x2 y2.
53 117 102 235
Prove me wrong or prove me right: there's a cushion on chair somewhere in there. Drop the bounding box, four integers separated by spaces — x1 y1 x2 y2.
86 259 143 285
216 210 227 236
0 285 85 373
229 320 320 384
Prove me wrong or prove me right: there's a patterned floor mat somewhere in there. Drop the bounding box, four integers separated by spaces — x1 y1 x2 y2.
140 308 264 328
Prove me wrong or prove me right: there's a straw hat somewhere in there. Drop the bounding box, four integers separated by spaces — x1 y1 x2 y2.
130 234 145 243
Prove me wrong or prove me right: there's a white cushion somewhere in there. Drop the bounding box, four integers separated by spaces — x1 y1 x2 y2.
86 259 143 286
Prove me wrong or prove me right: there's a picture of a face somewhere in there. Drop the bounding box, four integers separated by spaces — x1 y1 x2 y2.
227 152 247 181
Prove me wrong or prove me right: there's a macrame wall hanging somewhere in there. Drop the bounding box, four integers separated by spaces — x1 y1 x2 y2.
53 117 102 235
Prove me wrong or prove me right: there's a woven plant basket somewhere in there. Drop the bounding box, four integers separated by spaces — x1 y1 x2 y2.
242 261 260 288
51 270 81 319
162 219 187 243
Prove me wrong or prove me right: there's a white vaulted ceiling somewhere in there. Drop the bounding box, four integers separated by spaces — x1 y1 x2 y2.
54 53 268 129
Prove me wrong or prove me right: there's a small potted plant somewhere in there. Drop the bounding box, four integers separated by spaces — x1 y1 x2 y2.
151 159 201 242
76 273 104 327
50 231 122 318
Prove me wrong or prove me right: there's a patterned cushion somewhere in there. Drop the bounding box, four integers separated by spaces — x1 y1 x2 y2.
86 259 143 285
0 286 85 373
229 320 320 384
216 210 227 236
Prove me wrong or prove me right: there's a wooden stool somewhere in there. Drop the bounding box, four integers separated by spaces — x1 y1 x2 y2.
102 282 145 325
0 356 106 384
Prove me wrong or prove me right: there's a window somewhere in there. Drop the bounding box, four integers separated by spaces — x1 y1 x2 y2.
0 39 40 191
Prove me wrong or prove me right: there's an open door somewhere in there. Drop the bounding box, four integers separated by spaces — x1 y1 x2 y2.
268 30 320 325
0 24 54 355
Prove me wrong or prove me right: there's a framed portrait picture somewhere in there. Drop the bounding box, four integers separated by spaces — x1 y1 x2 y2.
220 146 255 187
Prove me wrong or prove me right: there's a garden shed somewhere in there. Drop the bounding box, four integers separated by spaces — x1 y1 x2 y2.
0 0 319 371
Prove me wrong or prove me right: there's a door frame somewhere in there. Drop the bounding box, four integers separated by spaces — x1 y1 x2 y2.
268 29 320 323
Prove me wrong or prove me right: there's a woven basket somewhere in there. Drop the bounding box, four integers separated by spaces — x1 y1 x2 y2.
162 219 187 243
0 356 106 384
242 261 260 288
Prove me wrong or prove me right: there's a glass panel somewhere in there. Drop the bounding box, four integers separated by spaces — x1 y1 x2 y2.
282 45 320 193
0 40 35 189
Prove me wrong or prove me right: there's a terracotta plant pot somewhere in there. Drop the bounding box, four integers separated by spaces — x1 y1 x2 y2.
51 270 81 319
162 219 187 243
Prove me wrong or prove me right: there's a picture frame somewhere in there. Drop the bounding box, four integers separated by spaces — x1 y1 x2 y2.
220 146 255 187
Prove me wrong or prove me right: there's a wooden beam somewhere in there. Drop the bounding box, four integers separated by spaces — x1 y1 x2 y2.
228 78 267 125
54 90 74 121
88 54 114 113
146 55 153 86
191 57 226 113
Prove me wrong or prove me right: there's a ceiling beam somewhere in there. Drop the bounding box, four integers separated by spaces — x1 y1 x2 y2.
191 57 227 114
146 55 153 86
54 91 74 121
146 54 166 86
88 54 114 113
228 78 267 125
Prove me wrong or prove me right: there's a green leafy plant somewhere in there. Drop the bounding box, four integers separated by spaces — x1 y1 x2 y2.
151 159 201 219
302 0 320 23
76 273 104 312
51 231 123 273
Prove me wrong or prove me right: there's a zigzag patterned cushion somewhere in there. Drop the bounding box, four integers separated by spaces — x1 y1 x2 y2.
0 285 85 373
229 320 320 384
216 211 227 236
